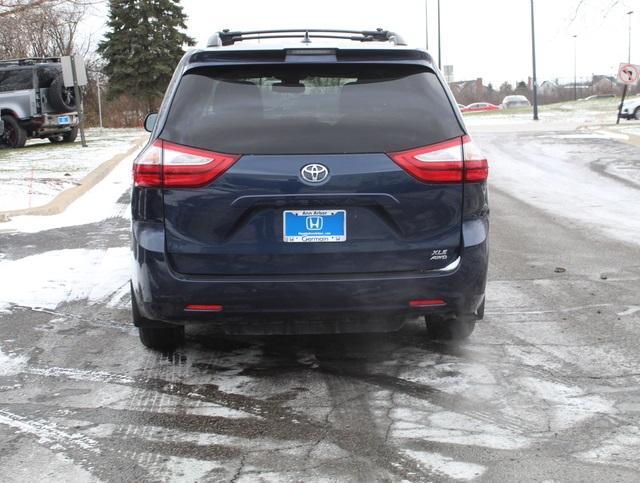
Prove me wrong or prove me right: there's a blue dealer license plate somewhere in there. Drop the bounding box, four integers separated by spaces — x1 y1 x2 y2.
283 210 346 242
57 115 70 125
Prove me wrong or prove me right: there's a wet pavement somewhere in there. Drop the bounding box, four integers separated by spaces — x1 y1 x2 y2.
1 131 640 481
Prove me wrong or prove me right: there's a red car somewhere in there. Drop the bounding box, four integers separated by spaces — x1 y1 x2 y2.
461 102 500 113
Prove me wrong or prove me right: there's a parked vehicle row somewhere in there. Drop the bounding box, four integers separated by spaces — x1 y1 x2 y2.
457 95 532 113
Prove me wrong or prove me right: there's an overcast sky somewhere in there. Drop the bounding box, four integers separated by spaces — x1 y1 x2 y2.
89 0 640 85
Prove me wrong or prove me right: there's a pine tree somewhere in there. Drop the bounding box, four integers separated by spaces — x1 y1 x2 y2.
97 0 194 109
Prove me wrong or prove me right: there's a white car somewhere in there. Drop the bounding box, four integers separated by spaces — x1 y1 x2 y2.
501 95 531 109
620 96 640 120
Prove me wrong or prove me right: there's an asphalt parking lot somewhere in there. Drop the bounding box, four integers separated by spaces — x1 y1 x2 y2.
1 128 639 481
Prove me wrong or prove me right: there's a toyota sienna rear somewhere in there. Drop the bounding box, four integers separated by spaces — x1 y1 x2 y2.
131 29 489 350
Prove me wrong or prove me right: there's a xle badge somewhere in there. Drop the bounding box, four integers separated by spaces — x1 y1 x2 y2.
430 249 448 261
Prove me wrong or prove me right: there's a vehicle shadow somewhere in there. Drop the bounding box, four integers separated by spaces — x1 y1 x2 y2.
184 320 470 387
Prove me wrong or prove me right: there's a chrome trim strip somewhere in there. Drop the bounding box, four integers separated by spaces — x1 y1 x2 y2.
434 256 461 273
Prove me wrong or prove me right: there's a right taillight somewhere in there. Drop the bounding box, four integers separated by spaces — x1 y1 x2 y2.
461 135 489 182
133 140 240 188
387 135 488 184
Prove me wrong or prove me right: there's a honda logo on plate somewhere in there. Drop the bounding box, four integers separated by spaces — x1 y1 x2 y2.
300 163 329 184
305 216 323 231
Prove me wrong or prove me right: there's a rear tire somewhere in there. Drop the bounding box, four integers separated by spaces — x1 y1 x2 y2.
425 315 476 341
131 285 184 350
1 115 27 148
634 107 640 121
138 325 185 351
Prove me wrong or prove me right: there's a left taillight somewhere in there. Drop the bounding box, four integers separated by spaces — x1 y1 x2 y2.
387 135 488 184
133 140 240 188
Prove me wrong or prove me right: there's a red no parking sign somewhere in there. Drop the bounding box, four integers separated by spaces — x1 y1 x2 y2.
617 63 640 85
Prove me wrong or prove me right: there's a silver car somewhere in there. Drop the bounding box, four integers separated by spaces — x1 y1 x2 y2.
501 94 531 109
0 57 79 148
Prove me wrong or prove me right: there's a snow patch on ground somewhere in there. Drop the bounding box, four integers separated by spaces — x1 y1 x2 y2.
518 377 614 431
0 149 136 233
0 247 130 310
576 425 640 469
392 407 529 450
0 129 144 211
0 409 99 453
480 135 640 246
147 455 228 483
403 449 485 480
618 306 640 316
0 346 27 376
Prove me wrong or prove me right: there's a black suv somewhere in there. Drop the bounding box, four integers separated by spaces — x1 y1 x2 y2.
0 57 79 148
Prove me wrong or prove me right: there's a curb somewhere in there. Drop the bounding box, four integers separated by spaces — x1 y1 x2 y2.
0 136 146 222
577 122 640 145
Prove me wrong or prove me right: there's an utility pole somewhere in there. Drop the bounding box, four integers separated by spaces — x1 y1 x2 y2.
573 34 577 101
96 74 104 131
628 11 634 62
425 0 429 50
530 0 539 120
437 0 441 69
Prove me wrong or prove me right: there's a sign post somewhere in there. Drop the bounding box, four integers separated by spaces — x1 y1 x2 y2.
616 62 640 124
61 55 88 146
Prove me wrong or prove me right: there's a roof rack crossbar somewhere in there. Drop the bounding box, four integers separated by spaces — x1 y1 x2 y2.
231 34 383 43
0 57 61 66
208 28 407 47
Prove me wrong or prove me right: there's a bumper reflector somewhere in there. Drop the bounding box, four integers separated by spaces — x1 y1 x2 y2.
409 299 446 308
185 304 223 312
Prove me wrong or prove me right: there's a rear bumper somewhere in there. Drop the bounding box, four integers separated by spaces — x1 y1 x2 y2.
131 218 488 327
24 113 78 135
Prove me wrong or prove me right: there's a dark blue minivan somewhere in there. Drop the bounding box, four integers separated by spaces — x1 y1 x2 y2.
131 29 489 350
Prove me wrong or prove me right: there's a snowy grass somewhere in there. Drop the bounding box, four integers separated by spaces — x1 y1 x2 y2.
0 128 145 212
0 148 137 233
464 97 634 127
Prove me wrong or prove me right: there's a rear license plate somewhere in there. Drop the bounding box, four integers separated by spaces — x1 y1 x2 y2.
283 210 346 242
57 115 70 125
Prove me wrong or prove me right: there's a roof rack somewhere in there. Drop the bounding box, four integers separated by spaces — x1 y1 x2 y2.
0 57 61 66
207 28 407 47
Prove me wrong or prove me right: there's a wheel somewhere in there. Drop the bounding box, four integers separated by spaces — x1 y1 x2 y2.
48 75 76 112
634 107 640 121
1 115 27 148
138 325 185 351
131 285 184 350
64 126 78 142
425 315 476 341
49 126 78 144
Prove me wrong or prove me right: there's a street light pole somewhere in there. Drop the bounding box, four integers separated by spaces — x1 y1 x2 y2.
437 0 441 69
628 11 634 63
425 0 429 50
530 0 539 120
573 34 577 101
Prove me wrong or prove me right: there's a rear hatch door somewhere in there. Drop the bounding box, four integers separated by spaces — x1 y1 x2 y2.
158 62 465 276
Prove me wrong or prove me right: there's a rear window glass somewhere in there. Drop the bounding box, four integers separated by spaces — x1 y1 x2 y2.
160 64 462 154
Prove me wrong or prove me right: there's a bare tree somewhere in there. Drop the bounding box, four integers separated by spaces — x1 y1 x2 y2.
0 1 90 58
0 0 98 18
